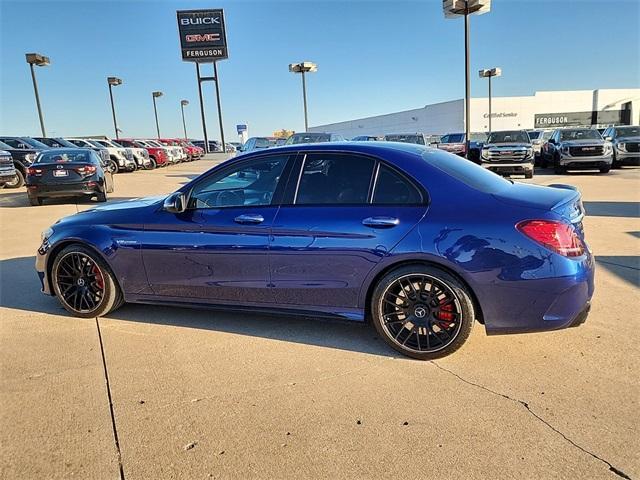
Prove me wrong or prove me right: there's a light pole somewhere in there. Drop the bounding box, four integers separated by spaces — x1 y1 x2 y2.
289 61 317 132
152 91 163 139
107 77 123 139
443 0 491 157
25 53 50 137
180 100 189 141
478 68 501 135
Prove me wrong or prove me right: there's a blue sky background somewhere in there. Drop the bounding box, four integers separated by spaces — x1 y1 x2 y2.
1 0 638 139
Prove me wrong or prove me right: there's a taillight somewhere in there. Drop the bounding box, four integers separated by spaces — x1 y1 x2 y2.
76 165 97 175
27 167 43 176
517 219 585 257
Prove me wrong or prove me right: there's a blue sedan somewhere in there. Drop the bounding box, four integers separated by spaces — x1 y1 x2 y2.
35 142 594 359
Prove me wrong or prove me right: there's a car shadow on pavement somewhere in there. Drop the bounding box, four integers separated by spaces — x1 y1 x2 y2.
0 255 397 358
584 201 640 218
595 256 640 287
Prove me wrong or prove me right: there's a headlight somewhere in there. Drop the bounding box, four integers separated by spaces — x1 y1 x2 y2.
481 149 489 159
561 146 570 154
525 148 533 158
616 142 626 152
604 143 613 154
41 227 54 243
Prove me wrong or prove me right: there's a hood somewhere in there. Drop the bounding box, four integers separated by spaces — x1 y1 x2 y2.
616 136 640 143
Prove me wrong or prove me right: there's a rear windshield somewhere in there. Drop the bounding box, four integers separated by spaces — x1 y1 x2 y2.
286 133 331 144
527 131 542 140
36 150 96 164
441 134 464 143
487 131 530 144
384 134 425 145
559 129 602 141
426 151 511 193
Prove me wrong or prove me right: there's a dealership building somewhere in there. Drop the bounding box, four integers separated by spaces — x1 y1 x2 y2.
309 88 639 138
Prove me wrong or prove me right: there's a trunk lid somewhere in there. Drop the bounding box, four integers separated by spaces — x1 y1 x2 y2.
33 162 95 184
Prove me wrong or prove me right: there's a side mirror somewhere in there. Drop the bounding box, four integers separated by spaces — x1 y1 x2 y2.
605 136 612 142
548 138 556 145
163 192 187 213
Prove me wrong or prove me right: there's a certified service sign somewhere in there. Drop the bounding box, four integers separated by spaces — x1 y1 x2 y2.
177 9 228 62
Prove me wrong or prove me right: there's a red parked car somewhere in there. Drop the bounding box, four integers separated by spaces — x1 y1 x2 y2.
173 139 204 160
118 138 169 168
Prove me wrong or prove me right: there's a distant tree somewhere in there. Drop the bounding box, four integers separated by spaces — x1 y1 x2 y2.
273 129 294 138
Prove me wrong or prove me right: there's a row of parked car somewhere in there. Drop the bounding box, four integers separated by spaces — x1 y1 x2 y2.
0 136 206 191
237 125 639 178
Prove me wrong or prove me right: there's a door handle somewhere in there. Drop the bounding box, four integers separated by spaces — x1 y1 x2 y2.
362 216 400 228
234 214 265 225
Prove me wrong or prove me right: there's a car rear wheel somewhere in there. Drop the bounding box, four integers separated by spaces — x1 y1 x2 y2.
371 265 475 360
5 169 24 189
525 170 534 179
109 159 119 174
51 245 123 318
29 196 43 206
600 166 611 174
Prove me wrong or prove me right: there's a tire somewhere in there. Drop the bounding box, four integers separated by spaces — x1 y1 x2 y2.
96 190 107 202
371 265 475 360
109 159 119 174
554 155 565 174
599 166 611 173
5 169 25 189
525 170 533 179
29 196 43 206
51 245 124 318
611 153 621 169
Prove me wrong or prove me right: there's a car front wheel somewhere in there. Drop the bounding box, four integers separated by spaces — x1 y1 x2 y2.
51 245 123 318
5 169 25 189
371 265 475 360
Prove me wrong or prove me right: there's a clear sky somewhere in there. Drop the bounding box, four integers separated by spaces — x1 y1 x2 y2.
1 0 638 140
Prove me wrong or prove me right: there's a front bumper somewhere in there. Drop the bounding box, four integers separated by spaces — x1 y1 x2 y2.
27 181 102 198
0 169 17 183
615 151 640 166
482 162 533 176
559 153 612 169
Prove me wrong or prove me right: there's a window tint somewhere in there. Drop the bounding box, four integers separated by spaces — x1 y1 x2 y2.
295 153 375 205
373 164 423 204
189 155 288 209
2 139 22 148
428 151 511 194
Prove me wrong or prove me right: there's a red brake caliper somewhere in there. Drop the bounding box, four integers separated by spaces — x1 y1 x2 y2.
436 300 454 329
93 265 104 291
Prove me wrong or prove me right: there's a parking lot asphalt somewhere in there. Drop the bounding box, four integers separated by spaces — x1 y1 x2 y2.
1 158 638 479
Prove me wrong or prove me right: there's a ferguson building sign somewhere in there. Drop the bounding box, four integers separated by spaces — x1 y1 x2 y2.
534 110 628 128
177 9 228 61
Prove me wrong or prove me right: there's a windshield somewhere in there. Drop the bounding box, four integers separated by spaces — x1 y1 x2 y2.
527 131 542 140
20 137 50 149
441 134 464 143
0 140 12 150
86 140 105 148
487 131 530 144
542 130 554 140
285 133 331 144
615 126 640 138
559 129 602 141
469 133 487 142
35 150 96 164
384 134 425 145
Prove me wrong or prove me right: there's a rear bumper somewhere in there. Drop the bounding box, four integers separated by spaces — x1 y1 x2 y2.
480 253 595 334
27 181 103 198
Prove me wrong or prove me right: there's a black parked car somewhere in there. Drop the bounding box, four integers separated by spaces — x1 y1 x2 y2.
25 148 114 206
0 138 46 188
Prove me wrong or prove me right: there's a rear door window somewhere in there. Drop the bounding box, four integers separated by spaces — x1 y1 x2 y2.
373 164 423 204
295 153 375 205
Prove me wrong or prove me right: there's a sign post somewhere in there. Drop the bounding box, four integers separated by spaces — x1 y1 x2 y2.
177 9 228 154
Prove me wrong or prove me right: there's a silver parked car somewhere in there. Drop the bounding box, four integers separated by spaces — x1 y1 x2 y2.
602 125 640 168
543 128 612 174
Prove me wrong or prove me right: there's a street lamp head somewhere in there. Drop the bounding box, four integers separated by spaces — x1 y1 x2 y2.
107 76 123 86
443 0 491 17
289 61 318 74
25 53 50 66
181 100 189 106
479 67 502 78
152 91 163 98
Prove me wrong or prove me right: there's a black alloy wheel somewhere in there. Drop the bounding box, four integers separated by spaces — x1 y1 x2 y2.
52 245 123 318
372 266 474 360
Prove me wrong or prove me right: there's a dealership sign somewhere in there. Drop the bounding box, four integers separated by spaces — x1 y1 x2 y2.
177 9 228 62
534 110 626 128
